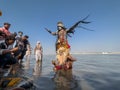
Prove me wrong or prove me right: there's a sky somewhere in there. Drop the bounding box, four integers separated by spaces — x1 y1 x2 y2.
0 0 120 54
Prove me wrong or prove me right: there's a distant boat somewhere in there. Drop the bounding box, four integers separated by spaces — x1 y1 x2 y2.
102 52 108 54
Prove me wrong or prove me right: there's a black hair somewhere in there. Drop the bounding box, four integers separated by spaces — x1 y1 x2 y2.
18 31 23 34
24 35 29 38
4 22 11 26
5 34 16 41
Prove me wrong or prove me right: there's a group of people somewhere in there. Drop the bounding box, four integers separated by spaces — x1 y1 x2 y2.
0 21 76 73
0 22 30 72
0 22 43 74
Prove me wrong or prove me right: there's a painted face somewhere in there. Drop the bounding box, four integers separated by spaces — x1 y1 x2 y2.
18 32 23 36
57 26 62 30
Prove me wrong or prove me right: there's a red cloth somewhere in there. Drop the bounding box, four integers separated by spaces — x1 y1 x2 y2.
66 40 70 48
55 65 62 70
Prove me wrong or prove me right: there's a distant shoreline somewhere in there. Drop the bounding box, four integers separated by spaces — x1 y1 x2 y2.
41 52 120 55
71 52 120 55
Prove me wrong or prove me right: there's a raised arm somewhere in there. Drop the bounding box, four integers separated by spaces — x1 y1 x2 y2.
45 28 57 36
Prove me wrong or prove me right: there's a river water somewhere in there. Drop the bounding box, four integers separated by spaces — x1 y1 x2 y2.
22 54 120 90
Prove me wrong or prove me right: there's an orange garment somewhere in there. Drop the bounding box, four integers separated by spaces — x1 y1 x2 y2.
66 40 70 49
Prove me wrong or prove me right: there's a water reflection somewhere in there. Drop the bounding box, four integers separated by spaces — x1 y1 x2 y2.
16 54 120 90
53 69 79 90
33 60 42 76
24 57 30 69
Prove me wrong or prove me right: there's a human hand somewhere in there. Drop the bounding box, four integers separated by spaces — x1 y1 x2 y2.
10 47 18 52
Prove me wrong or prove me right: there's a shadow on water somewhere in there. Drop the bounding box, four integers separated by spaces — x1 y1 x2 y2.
29 55 81 90
33 60 42 76
24 57 30 69
22 59 43 89
52 69 80 90
32 69 81 90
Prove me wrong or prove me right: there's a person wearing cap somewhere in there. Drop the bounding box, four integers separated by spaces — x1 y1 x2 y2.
34 41 43 63
33 41 43 74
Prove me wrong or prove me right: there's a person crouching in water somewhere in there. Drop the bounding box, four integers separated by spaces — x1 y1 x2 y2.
34 41 43 65
52 41 76 71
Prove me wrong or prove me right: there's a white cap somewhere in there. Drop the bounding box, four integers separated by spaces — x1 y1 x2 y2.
37 41 40 44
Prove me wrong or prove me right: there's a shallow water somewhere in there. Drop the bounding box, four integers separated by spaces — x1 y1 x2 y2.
22 54 120 90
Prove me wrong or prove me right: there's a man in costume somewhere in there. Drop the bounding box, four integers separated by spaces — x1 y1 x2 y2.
46 16 91 70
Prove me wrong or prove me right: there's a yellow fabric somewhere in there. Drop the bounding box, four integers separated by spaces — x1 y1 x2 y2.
7 78 21 87
57 42 69 50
